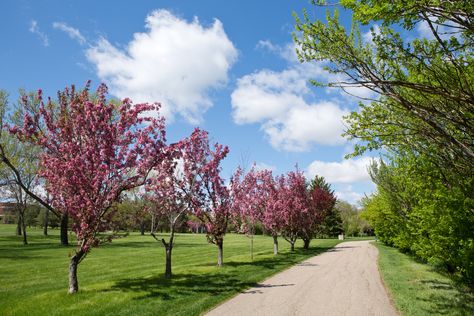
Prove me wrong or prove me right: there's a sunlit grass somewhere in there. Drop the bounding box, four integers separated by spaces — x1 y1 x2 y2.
0 224 342 316
375 242 474 316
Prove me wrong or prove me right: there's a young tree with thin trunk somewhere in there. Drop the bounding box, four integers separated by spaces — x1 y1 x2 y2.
180 128 230 267
145 144 189 278
231 165 273 259
10 82 167 293
278 169 310 252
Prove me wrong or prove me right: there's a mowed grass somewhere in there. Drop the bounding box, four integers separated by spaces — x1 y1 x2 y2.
375 242 474 316
0 224 342 316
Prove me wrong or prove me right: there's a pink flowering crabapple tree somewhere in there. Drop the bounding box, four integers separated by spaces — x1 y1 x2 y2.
10 82 167 293
144 144 189 278
277 169 311 252
180 128 230 267
231 165 274 259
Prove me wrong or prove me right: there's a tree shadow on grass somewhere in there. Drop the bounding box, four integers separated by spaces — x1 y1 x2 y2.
418 279 474 315
107 246 337 301
108 273 258 300
225 246 336 269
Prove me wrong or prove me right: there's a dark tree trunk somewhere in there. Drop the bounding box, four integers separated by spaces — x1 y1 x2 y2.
164 243 172 278
43 208 49 236
140 222 145 235
68 249 85 294
60 213 69 246
217 239 223 267
158 227 174 278
303 238 310 250
290 241 295 252
273 235 278 255
16 217 22 236
20 211 27 245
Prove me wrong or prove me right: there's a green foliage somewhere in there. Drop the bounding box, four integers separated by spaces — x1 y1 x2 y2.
294 0 474 175
361 155 474 286
336 200 371 237
113 198 150 232
0 224 342 315
315 207 342 238
309 175 332 193
36 208 60 229
296 0 474 287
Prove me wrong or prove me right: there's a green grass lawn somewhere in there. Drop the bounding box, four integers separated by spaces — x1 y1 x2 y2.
375 242 474 316
0 224 342 316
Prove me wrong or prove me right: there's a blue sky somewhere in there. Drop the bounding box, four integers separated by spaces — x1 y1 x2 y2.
0 0 388 204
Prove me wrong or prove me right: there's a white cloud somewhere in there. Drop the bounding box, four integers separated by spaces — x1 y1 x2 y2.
86 10 237 123
306 157 374 183
29 20 49 47
335 185 365 204
231 60 348 151
262 102 349 151
254 162 277 172
257 40 299 63
256 40 279 53
53 22 86 45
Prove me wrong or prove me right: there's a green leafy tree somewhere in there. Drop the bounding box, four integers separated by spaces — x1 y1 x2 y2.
294 0 474 177
294 0 474 287
336 200 371 237
309 176 341 238
361 156 474 285
0 91 42 244
0 90 69 245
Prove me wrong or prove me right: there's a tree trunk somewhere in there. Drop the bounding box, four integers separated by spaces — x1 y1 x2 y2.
303 238 310 250
140 222 145 235
164 245 172 278
68 249 85 294
161 230 174 279
273 235 278 255
151 214 155 233
290 241 295 252
217 239 223 267
16 217 22 236
60 213 69 246
20 211 27 245
43 208 49 236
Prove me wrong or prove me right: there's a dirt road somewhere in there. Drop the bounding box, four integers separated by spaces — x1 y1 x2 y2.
205 240 398 316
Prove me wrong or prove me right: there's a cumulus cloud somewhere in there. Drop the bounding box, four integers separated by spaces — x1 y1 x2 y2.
53 22 86 45
306 157 374 183
335 185 363 203
256 40 280 53
254 162 277 172
86 10 238 123
257 40 299 63
231 59 349 151
29 20 49 47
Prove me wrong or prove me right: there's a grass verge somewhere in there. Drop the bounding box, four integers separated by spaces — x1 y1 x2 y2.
374 242 474 316
0 224 343 316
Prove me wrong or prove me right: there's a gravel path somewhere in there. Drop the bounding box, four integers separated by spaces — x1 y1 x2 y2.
205 240 398 316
